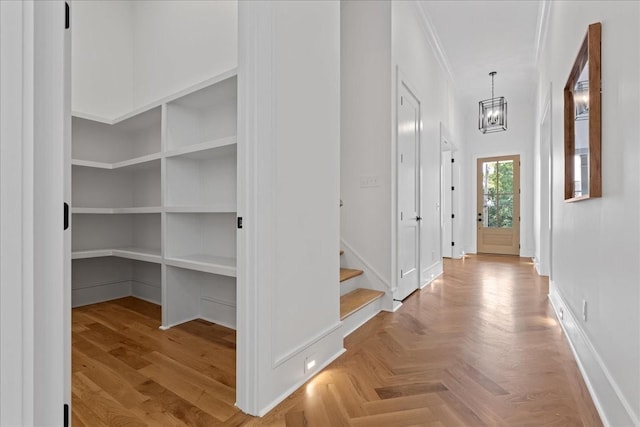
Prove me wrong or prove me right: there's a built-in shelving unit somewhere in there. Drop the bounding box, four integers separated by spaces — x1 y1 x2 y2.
71 71 238 329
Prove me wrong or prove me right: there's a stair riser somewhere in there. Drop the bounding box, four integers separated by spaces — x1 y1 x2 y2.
342 296 382 338
340 274 362 296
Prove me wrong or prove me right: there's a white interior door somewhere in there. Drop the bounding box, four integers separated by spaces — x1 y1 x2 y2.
0 1 68 424
396 82 420 301
441 150 453 258
63 0 72 418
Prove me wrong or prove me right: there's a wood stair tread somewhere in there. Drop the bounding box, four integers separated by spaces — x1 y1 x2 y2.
340 268 363 282
340 288 384 320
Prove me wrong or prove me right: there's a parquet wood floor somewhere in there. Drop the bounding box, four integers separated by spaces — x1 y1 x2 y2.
72 255 602 426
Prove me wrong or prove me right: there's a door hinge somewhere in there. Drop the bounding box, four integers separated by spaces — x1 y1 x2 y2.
64 404 69 427
400 212 403 220
451 213 455 219
519 216 521 221
519 244 521 249
451 242 455 246
400 269 403 278
65 2 70 29
64 202 69 230
237 217 243 229
400 96 403 105
401 154 404 163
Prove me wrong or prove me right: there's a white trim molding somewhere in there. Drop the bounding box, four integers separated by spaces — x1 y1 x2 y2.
420 261 443 289
534 0 551 66
549 282 639 427
414 1 456 87
340 238 391 292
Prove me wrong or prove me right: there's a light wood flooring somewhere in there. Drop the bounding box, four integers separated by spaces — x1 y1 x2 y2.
72 255 602 426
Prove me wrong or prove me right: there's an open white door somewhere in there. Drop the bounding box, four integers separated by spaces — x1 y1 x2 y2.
396 81 421 301
0 1 69 424
441 150 453 258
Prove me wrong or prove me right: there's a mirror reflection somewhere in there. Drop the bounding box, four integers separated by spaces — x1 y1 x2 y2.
573 61 589 198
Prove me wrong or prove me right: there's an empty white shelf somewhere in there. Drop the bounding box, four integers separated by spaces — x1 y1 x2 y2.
111 247 162 263
164 205 236 213
164 136 237 159
71 249 113 259
72 247 162 264
72 152 162 171
164 255 236 277
71 159 112 169
72 207 162 214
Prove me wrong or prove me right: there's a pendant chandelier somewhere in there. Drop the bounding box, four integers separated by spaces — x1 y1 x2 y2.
478 71 507 133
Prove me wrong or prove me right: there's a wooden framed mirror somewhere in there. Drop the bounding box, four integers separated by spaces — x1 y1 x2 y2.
564 22 601 202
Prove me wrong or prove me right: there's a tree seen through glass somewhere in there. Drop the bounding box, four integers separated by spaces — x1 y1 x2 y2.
482 160 514 228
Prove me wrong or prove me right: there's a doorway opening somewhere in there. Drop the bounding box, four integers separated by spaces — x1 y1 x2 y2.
476 155 521 255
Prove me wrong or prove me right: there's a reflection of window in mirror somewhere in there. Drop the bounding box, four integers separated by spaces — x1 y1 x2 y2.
574 63 589 120
573 61 590 198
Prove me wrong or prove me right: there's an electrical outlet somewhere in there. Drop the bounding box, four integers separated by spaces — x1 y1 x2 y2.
582 300 587 321
359 176 379 188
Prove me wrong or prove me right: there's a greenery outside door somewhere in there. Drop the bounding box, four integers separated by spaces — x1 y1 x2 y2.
477 155 520 255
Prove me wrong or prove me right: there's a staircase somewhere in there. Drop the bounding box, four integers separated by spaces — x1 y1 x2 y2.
339 251 385 337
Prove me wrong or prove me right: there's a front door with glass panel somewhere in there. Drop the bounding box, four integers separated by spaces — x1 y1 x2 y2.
477 155 520 255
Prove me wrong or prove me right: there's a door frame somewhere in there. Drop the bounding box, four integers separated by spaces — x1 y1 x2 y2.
536 87 553 277
0 1 69 424
440 122 459 259
475 154 521 255
393 69 422 302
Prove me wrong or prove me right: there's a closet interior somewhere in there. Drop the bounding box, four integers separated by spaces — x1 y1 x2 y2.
71 70 239 330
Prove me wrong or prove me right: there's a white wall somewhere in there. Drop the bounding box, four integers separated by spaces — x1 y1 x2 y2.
340 0 462 305
392 0 460 284
72 1 237 119
131 1 237 108
539 1 639 425
237 0 343 415
460 94 536 257
340 0 392 287
71 0 134 118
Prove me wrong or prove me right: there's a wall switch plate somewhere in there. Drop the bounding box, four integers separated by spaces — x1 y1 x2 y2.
359 175 379 188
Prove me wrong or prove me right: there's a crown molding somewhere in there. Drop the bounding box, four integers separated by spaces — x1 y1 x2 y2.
534 0 551 65
414 1 457 89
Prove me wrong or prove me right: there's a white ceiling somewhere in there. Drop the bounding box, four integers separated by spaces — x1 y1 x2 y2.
418 0 543 104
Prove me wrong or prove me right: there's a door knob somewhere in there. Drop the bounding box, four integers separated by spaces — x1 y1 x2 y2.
415 216 422 221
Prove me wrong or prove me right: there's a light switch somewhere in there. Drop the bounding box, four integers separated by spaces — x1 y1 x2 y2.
360 175 379 188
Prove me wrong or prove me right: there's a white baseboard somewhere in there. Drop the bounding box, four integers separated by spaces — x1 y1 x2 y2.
549 282 639 427
72 280 132 307
420 261 442 289
131 280 161 305
258 346 346 417
200 296 236 330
